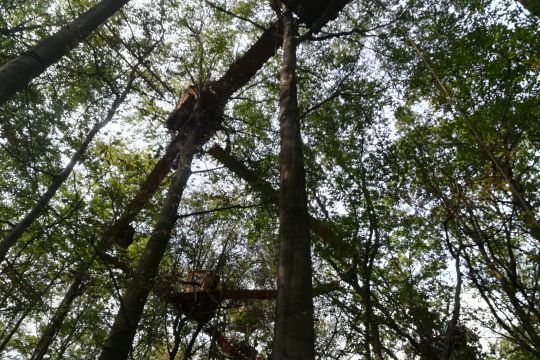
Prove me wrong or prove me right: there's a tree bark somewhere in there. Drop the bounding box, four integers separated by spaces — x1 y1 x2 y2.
213 21 282 99
0 0 131 105
98 133 198 360
272 9 314 359
0 79 133 263
181 323 203 360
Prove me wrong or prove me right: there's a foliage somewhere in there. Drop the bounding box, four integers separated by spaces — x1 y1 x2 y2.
0 0 539 359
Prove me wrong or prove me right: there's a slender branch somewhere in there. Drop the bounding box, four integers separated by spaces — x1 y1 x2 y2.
205 1 266 31
176 202 265 219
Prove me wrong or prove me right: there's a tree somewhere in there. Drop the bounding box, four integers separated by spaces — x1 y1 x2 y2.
272 5 314 359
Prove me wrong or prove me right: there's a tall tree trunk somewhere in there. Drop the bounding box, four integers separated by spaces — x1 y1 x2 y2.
0 79 133 263
360 169 383 360
55 308 85 359
98 130 200 360
181 323 203 360
213 21 282 99
30 260 91 360
0 0 131 105
168 315 186 360
272 8 314 359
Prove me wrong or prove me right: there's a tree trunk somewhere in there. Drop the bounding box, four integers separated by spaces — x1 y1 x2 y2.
98 129 201 360
168 315 186 360
55 308 85 359
0 0 131 105
181 323 203 360
30 260 91 360
0 79 133 263
441 251 462 360
105 129 192 247
272 8 314 359
213 21 282 99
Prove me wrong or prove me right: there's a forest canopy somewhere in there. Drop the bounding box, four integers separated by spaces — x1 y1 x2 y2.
0 0 539 359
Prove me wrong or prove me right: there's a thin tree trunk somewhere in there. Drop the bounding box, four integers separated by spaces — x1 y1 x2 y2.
0 0 131 105
272 8 314 359
105 129 192 246
0 270 62 354
168 315 186 360
0 78 134 263
55 308 85 360
30 260 91 360
0 306 32 353
98 132 199 360
360 168 383 360
372 324 384 360
441 251 462 360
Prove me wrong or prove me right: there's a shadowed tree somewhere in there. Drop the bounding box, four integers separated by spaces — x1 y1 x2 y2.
99 18 285 359
98 145 197 360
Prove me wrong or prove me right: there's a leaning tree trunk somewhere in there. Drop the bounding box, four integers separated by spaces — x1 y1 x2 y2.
0 0 131 105
0 77 134 264
272 8 314 359
30 259 91 360
99 19 288 359
98 127 203 360
0 307 32 354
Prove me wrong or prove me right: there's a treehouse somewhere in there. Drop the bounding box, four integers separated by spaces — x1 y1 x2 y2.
178 270 222 322
283 0 350 30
